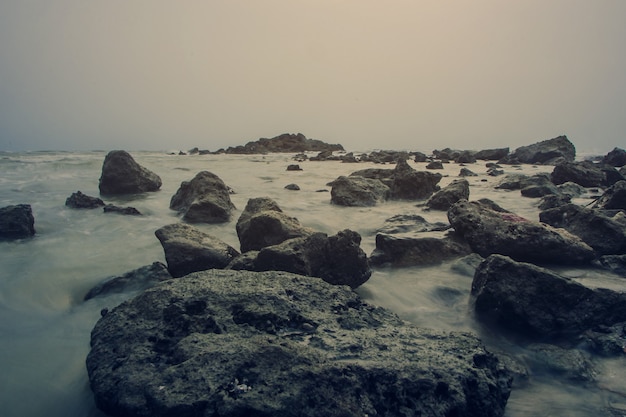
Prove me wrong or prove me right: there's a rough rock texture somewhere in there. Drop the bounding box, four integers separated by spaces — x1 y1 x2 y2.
0 204 35 239
390 159 442 200
155 223 240 278
519 174 560 198
370 233 472 267
98 150 162 195
448 199 595 264
223 133 344 154
329 176 390 207
537 194 571 210
498 135 576 165
593 180 626 210
87 269 512 417
475 148 510 161
376 214 450 235
595 254 626 277
427 179 470 210
551 161 606 187
236 197 314 252
65 191 105 209
540 203 626 255
103 204 142 215
471 254 626 340
170 171 236 223
603 147 626 167
84 262 172 300
426 161 444 170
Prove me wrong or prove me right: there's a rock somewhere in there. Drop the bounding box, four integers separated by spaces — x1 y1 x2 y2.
523 344 595 381
286 164 302 171
537 194 571 210
103 204 142 215
87 269 513 417
433 148 462 161
579 322 626 356
329 176 390 207
448 199 595 264
487 168 504 176
224 133 344 154
593 180 626 210
426 161 444 170
155 223 240 278
450 253 485 277
309 150 337 161
370 233 472 267
377 214 450 235
0 204 35 239
98 150 162 195
475 148 510 161
284 183 300 191
520 174 560 198
348 167 395 182
360 150 409 164
455 151 477 164
225 251 259 271
459 167 478 177
390 159 442 200
170 171 236 223
595 254 626 276
84 262 172 300
603 147 626 167
236 197 314 252
551 161 606 187
498 135 576 165
65 191 105 209
495 174 528 190
557 181 587 198
413 151 428 162
472 254 626 340
540 203 626 255
427 179 470 210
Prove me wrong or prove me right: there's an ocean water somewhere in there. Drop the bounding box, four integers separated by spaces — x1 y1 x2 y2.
0 150 625 416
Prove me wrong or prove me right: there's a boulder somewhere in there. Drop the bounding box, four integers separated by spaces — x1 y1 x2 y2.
519 174 560 198
602 147 626 167
98 150 162 195
494 174 528 190
65 191 105 209
540 203 626 255
284 183 300 191
376 214 450 235
84 262 172 300
413 151 428 162
593 180 626 210
286 164 302 171
224 133 344 154
498 135 576 165
579 321 626 356
537 194 571 210
433 148 461 161
87 269 512 417
155 223 240 278
459 168 477 177
170 171 236 223
557 181 587 198
236 197 314 252
329 176 390 206
471 254 626 340
448 199 595 264
360 150 409 164
426 161 444 170
455 151 477 164
475 148 510 161
426 179 470 210
390 159 442 200
551 161 606 187
369 233 472 267
0 204 35 239
103 205 142 215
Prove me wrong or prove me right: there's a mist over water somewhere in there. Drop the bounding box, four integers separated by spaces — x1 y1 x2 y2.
1 150 626 416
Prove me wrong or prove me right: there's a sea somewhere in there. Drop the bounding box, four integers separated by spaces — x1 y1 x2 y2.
1 149 625 417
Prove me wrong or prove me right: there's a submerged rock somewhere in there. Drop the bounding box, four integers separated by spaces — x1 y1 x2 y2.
87 269 512 417
65 191 105 209
170 171 236 223
376 214 450 235
98 150 162 195
223 132 343 154
370 233 472 267
84 262 172 300
0 204 35 239
103 204 142 215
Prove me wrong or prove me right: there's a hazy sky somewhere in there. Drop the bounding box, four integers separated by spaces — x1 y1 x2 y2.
1 1 625 153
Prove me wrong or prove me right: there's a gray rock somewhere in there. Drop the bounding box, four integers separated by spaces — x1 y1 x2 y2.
286 164 302 171
87 269 513 417
329 175 390 206
427 179 470 210
602 147 626 167
557 181 587 198
390 159 442 200
98 150 162 195
448 199 595 264
284 183 300 191
370 233 472 267
65 191 105 209
103 204 142 215
520 174 560 198
223 133 344 154
475 148 510 161
155 223 240 277
494 174 528 190
450 253 485 277
593 180 626 210
498 135 576 165
84 262 172 300
0 204 35 239
523 344 595 382
426 161 444 170
455 150 477 164
551 161 606 187
579 322 626 356
377 214 450 235
170 171 236 223
595 254 626 276
459 167 478 177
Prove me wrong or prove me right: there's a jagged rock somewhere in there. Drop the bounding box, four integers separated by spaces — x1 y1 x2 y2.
413 151 428 162
376 214 449 235
427 179 470 210
329 176 390 206
426 161 444 170
84 262 172 300
602 147 626 167
540 203 626 255
459 168 477 177
593 180 626 210
369 233 471 267
390 159 442 200
551 161 606 187
472 254 626 340
170 171 236 223
433 148 462 161
475 148 510 161
224 133 343 154
0 204 35 239
579 322 626 356
557 181 587 198
98 150 162 195
360 150 409 164
155 223 240 278
87 269 512 417
65 191 105 209
448 199 595 264
595 254 626 277
103 205 141 215
498 135 576 165
537 194 571 210
236 197 313 252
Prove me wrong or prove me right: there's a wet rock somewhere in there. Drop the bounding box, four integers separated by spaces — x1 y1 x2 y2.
390 159 442 200
498 135 576 165
426 161 444 170
471 254 626 340
223 133 344 154
329 176 390 206
448 199 595 264
603 147 626 167
360 150 409 164
450 253 485 277
524 344 596 382
455 151 477 164
103 205 142 215
459 167 477 177
495 174 528 190
537 194 571 210
594 254 626 277
370 233 472 267
170 171 236 223
551 161 606 187
155 223 240 278
284 183 300 191
286 164 302 171
376 214 450 235
520 173 560 198
87 269 512 417
557 181 587 198
487 168 504 176
0 204 35 239
413 151 428 162
579 322 626 356
98 150 162 195
593 180 626 210
475 148 510 161
84 262 172 300
65 191 105 209
427 179 470 210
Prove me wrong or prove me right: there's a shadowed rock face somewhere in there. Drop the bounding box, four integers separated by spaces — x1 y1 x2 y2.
170 171 236 224
98 150 162 195
0 204 35 239
87 269 513 417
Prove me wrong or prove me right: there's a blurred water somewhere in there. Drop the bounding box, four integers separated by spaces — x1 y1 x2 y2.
0 150 624 416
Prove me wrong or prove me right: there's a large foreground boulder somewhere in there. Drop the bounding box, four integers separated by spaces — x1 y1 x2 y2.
223 132 344 154
99 150 162 195
448 200 595 264
0 204 35 239
170 171 236 223
87 270 512 417
498 135 575 165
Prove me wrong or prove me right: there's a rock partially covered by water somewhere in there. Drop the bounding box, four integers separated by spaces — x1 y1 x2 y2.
98 150 162 195
170 171 236 223
427 178 470 210
472 254 626 340
370 233 472 267
224 132 344 154
84 262 172 300
103 204 142 215
155 223 240 277
65 191 105 209
448 199 595 264
498 135 576 165
329 175 390 206
87 269 512 417
0 204 35 239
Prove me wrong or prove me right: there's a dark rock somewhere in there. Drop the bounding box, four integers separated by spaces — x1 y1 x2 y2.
84 262 172 300
455 151 477 164
557 181 587 198
340 152 359 163
370 233 472 267
433 148 462 161
472 254 626 340
360 150 409 164
427 179 470 210
348 167 394 183
284 184 300 191
551 161 606 187
520 174 560 198
98 150 162 195
426 161 444 170
155 223 240 277
286 164 302 171
103 205 142 215
170 171 236 223
523 344 595 381
593 180 626 210
224 133 344 154
65 191 105 209
450 253 485 277
498 135 576 165
488 168 504 176
0 204 35 239
413 151 428 162
236 197 314 252
540 203 626 255
459 167 477 177
309 150 337 161
475 148 510 161
580 322 626 356
390 159 442 200
495 174 528 190
87 269 512 417
602 147 626 167
377 214 450 235
329 176 390 207
538 194 571 210
225 251 259 271
601 164 625 187
595 254 626 276
448 199 595 264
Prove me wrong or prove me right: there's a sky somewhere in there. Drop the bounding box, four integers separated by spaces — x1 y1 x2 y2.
0 1 625 153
